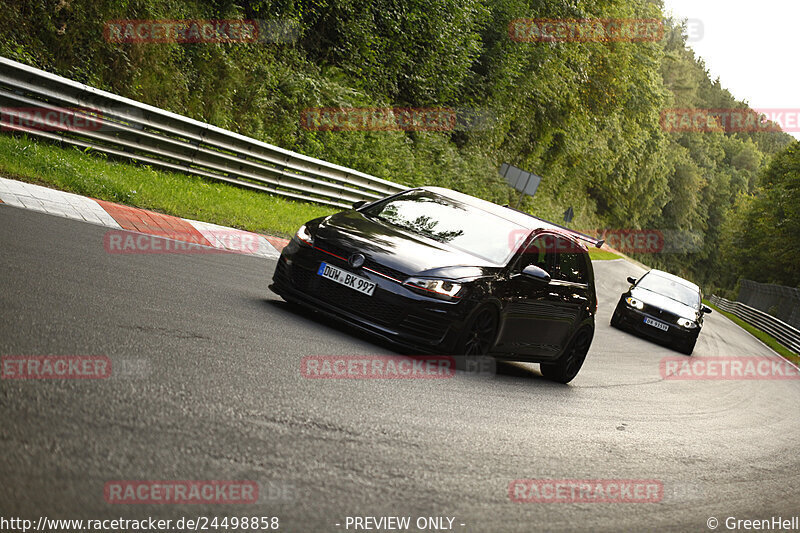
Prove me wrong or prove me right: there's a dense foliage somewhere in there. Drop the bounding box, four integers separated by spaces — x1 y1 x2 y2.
719 141 800 290
1 0 796 290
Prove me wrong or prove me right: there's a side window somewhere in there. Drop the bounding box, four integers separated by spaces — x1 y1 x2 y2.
514 235 554 274
553 237 588 284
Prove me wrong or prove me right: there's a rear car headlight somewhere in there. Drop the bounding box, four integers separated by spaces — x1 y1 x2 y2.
677 318 698 328
625 297 644 310
294 224 314 246
403 278 463 300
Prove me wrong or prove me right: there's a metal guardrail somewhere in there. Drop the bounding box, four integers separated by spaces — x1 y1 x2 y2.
738 279 800 330
709 295 800 354
0 57 407 208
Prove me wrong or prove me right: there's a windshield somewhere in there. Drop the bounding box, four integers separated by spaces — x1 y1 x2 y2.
637 273 700 307
362 190 527 264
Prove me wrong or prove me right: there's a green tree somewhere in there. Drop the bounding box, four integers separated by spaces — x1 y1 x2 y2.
720 141 800 287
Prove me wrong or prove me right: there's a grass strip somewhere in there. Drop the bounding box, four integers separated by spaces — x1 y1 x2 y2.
588 247 622 260
0 134 335 237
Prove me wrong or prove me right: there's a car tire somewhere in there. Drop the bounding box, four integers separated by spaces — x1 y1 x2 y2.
540 327 593 384
610 305 623 329
454 306 499 356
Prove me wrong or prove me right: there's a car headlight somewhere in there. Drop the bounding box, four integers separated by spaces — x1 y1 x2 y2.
677 318 698 328
403 278 463 300
294 224 314 246
625 296 644 310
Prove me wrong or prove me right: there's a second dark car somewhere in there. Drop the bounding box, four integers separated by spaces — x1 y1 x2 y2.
270 187 603 383
611 269 712 355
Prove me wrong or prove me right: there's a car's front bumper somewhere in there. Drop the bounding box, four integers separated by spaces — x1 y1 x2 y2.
615 301 699 345
269 240 475 353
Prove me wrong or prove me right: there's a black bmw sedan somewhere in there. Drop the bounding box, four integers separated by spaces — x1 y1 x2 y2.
270 186 602 383
611 269 712 355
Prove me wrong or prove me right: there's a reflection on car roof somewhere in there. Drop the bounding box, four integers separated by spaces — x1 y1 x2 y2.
420 186 576 234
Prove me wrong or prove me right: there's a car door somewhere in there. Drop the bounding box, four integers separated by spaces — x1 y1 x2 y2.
544 237 591 355
494 233 566 358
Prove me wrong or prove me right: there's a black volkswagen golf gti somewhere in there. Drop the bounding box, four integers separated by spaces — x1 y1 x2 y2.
270 187 602 383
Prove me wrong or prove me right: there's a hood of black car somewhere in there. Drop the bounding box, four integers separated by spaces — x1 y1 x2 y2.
312 210 499 278
630 286 699 320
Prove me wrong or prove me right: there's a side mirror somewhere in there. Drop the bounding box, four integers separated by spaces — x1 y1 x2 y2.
627 277 637 285
702 305 712 314
521 265 551 283
352 200 367 210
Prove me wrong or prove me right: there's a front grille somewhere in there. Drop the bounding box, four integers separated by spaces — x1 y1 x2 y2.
291 266 316 291
644 305 679 323
290 251 404 326
364 258 406 281
399 312 450 342
285 242 418 329
273 259 290 284
314 278 405 326
285 249 453 344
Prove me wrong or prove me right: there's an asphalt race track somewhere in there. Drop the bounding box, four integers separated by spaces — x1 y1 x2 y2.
2 204 799 532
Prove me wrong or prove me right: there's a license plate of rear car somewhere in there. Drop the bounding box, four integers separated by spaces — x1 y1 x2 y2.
644 316 669 332
317 262 376 296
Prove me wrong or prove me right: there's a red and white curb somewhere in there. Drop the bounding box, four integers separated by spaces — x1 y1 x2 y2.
0 177 121 227
0 177 289 258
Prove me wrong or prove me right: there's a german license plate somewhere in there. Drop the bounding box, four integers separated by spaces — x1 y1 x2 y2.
317 262 376 296
644 316 669 332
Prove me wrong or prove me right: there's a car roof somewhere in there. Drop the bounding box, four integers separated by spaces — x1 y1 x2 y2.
645 269 699 291
419 186 586 244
